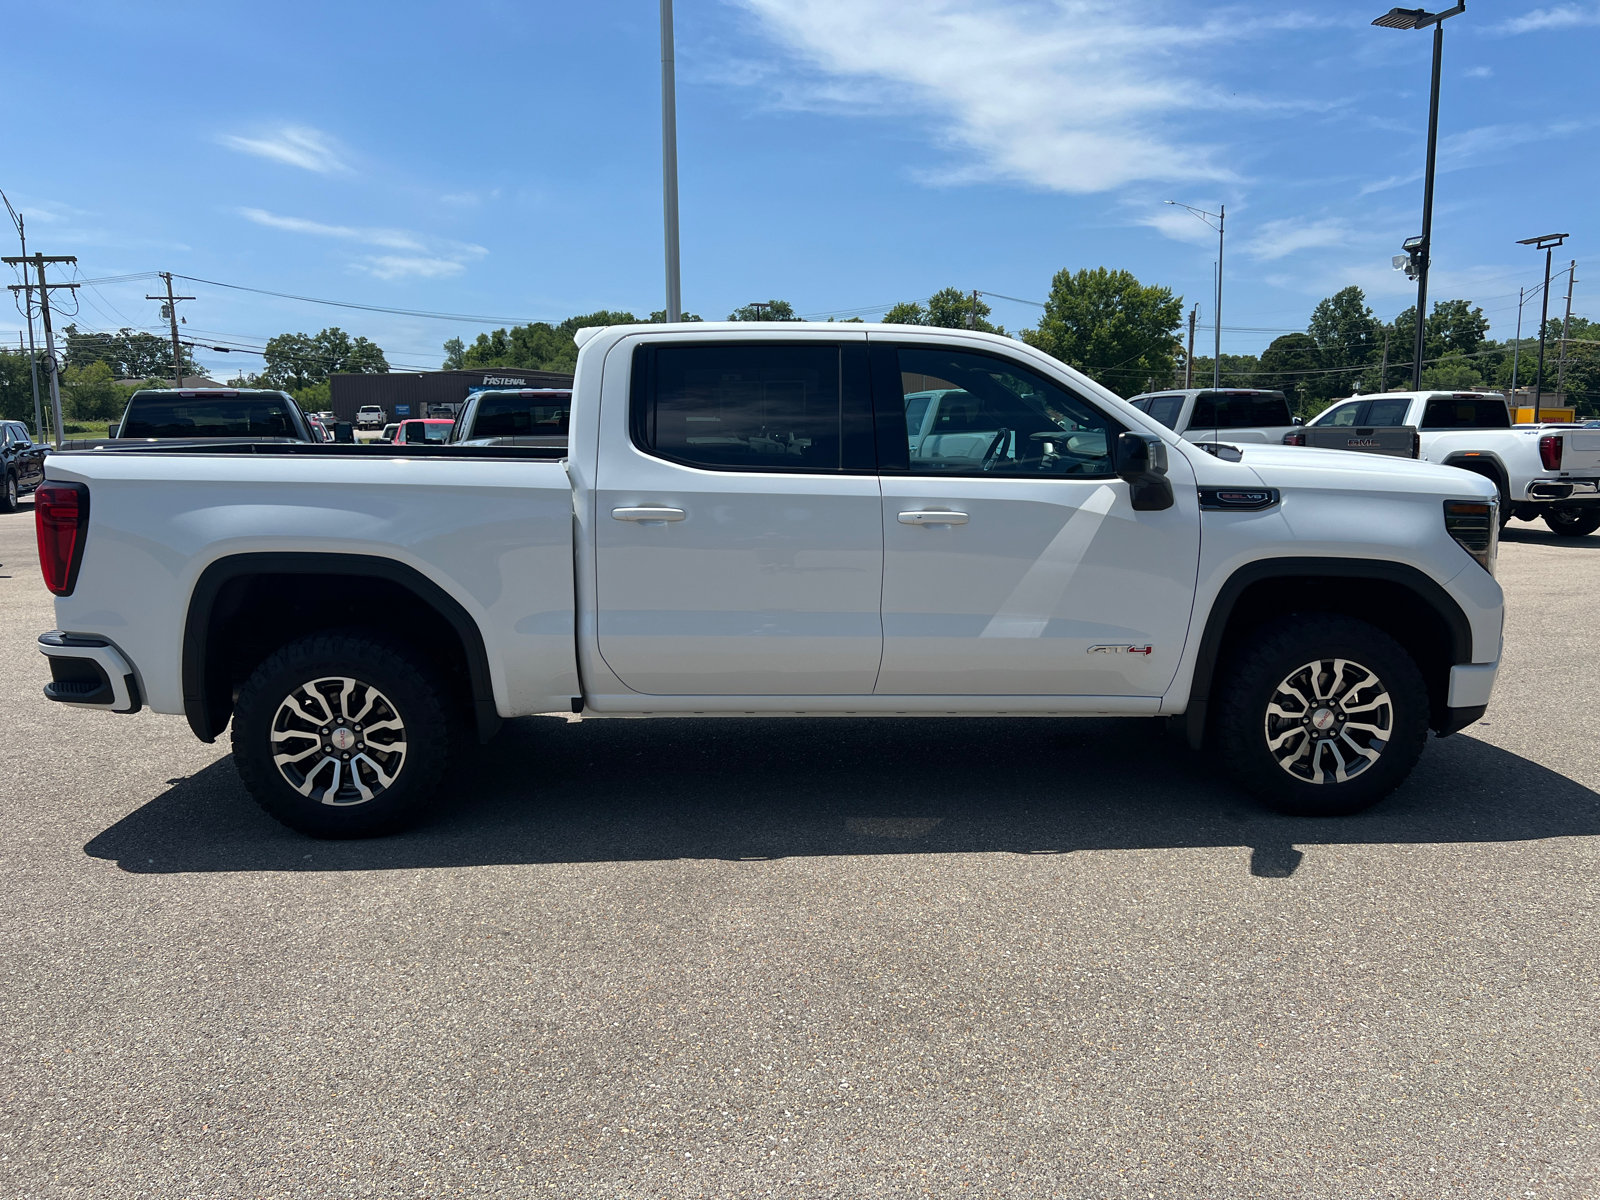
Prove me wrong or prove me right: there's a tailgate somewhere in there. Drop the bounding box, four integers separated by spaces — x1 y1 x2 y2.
1558 429 1600 472
1290 426 1417 458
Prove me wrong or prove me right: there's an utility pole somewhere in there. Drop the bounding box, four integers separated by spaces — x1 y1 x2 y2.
1511 288 1524 399
660 0 682 323
1184 305 1197 388
1 193 43 438
3 254 78 449
747 301 771 320
147 272 195 387
1518 233 1567 423
1557 259 1576 393
1214 205 1224 390
1379 326 1391 392
966 290 980 330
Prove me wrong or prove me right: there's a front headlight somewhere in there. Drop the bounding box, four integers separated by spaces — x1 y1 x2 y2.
1444 499 1498 575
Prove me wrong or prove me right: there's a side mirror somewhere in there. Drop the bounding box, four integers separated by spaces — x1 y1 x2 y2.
1115 432 1175 512
1292 416 1304 426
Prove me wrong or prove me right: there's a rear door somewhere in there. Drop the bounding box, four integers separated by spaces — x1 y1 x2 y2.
593 335 884 696
872 340 1201 698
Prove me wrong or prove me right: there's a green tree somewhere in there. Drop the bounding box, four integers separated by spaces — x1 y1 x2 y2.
1187 353 1264 391
728 300 801 321
1021 267 1182 389
882 301 927 325
648 310 703 322
1306 287 1379 402
882 288 1003 334
1552 315 1600 415
263 327 388 389
442 337 466 370
1255 333 1322 410
1428 299 1490 355
61 360 129 421
62 325 197 379
0 349 38 424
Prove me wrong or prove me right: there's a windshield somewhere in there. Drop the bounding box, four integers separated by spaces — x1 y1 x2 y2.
470 392 570 438
120 393 301 439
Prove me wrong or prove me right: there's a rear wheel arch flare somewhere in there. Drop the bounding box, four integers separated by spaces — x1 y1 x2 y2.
1441 452 1509 503
181 552 501 745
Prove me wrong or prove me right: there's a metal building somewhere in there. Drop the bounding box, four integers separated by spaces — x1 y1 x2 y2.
328 368 573 425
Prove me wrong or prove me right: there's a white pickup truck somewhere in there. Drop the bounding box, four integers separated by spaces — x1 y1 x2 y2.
1306 391 1600 536
34 325 1503 837
1124 387 1302 445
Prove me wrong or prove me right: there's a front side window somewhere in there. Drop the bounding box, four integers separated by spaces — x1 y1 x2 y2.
894 347 1117 476
1317 401 1364 427
633 343 842 472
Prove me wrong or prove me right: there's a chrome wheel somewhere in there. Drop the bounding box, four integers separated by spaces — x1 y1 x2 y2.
269 676 407 806
1263 657 1393 785
5 475 15 508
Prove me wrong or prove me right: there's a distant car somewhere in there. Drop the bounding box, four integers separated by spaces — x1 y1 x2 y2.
110 388 315 442
355 405 387 431
392 419 454 445
380 423 399 443
1 420 47 512
306 417 331 443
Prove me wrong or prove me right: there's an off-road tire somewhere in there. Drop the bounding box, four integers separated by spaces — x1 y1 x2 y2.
2 472 17 513
1214 614 1429 817
1543 506 1600 538
232 633 451 838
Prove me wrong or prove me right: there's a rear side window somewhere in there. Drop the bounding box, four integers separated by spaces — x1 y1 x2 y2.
631 343 843 472
1364 398 1412 426
1145 395 1183 429
1421 396 1511 429
120 394 300 439
1189 391 1291 429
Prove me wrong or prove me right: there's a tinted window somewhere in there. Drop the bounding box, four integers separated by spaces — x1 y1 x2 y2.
1146 395 1183 430
633 344 842 472
895 347 1116 476
903 392 934 436
470 391 571 438
401 421 451 444
1317 401 1364 427
1421 396 1511 429
120 393 301 439
1364 398 1412 426
1189 391 1292 429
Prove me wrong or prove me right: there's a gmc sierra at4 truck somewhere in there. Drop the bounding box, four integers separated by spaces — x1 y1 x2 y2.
33 325 1503 837
1305 391 1600 535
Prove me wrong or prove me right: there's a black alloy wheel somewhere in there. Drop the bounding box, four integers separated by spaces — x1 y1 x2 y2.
1542 506 1600 538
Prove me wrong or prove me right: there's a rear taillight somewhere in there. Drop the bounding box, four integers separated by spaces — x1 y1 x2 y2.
35 481 89 596
1283 432 1306 446
1539 434 1563 470
1411 430 1421 458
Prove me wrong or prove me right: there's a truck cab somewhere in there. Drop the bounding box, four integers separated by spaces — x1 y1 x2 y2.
1125 388 1302 445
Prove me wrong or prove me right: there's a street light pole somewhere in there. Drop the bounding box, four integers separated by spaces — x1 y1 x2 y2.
1372 2 1466 389
1164 200 1225 389
660 0 683 324
1518 233 1569 422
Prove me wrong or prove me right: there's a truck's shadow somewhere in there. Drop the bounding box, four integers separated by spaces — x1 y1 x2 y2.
84 717 1600 878
1501 520 1600 548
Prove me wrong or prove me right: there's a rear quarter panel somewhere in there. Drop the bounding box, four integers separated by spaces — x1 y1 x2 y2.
44 453 579 718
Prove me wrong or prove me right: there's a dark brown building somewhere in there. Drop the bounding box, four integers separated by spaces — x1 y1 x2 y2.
329 368 573 425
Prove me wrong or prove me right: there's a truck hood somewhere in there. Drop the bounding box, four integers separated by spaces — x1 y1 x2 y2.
1190 442 1499 499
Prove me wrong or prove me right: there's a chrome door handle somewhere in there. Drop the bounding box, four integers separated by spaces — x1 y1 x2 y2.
612 506 686 522
898 510 969 526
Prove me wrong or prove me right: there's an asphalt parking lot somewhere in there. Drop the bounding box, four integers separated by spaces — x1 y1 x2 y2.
1 502 1595 1199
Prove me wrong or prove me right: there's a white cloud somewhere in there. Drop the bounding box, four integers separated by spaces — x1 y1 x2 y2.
218 126 348 173
354 256 470 280
235 208 488 281
726 0 1325 193
1241 218 1360 262
1488 5 1600 34
237 207 425 251
1465 65 1494 78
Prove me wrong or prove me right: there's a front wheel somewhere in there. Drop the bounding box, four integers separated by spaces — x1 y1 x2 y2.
2 472 17 513
232 633 452 837
1542 506 1600 537
1214 614 1429 817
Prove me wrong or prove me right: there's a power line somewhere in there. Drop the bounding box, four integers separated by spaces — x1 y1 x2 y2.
170 274 558 326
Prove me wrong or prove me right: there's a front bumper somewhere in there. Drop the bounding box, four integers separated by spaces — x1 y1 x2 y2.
38 631 142 713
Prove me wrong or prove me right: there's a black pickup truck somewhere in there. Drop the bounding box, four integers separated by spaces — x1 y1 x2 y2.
1 420 48 512
110 388 315 442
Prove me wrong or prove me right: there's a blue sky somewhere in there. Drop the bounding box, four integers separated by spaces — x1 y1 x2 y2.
4 1 1597 382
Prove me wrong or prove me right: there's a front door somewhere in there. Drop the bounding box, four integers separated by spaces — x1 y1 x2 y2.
873 342 1201 697
594 338 884 696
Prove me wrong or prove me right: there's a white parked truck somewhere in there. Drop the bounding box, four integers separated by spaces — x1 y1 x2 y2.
1124 388 1303 445
1305 391 1600 535
34 325 1503 836
354 405 387 431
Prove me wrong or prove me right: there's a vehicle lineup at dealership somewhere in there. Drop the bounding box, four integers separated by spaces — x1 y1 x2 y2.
32 323 1511 839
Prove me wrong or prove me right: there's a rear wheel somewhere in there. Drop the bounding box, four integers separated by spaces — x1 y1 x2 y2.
1542 506 1600 537
2 471 17 513
232 633 451 837
1214 614 1429 817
